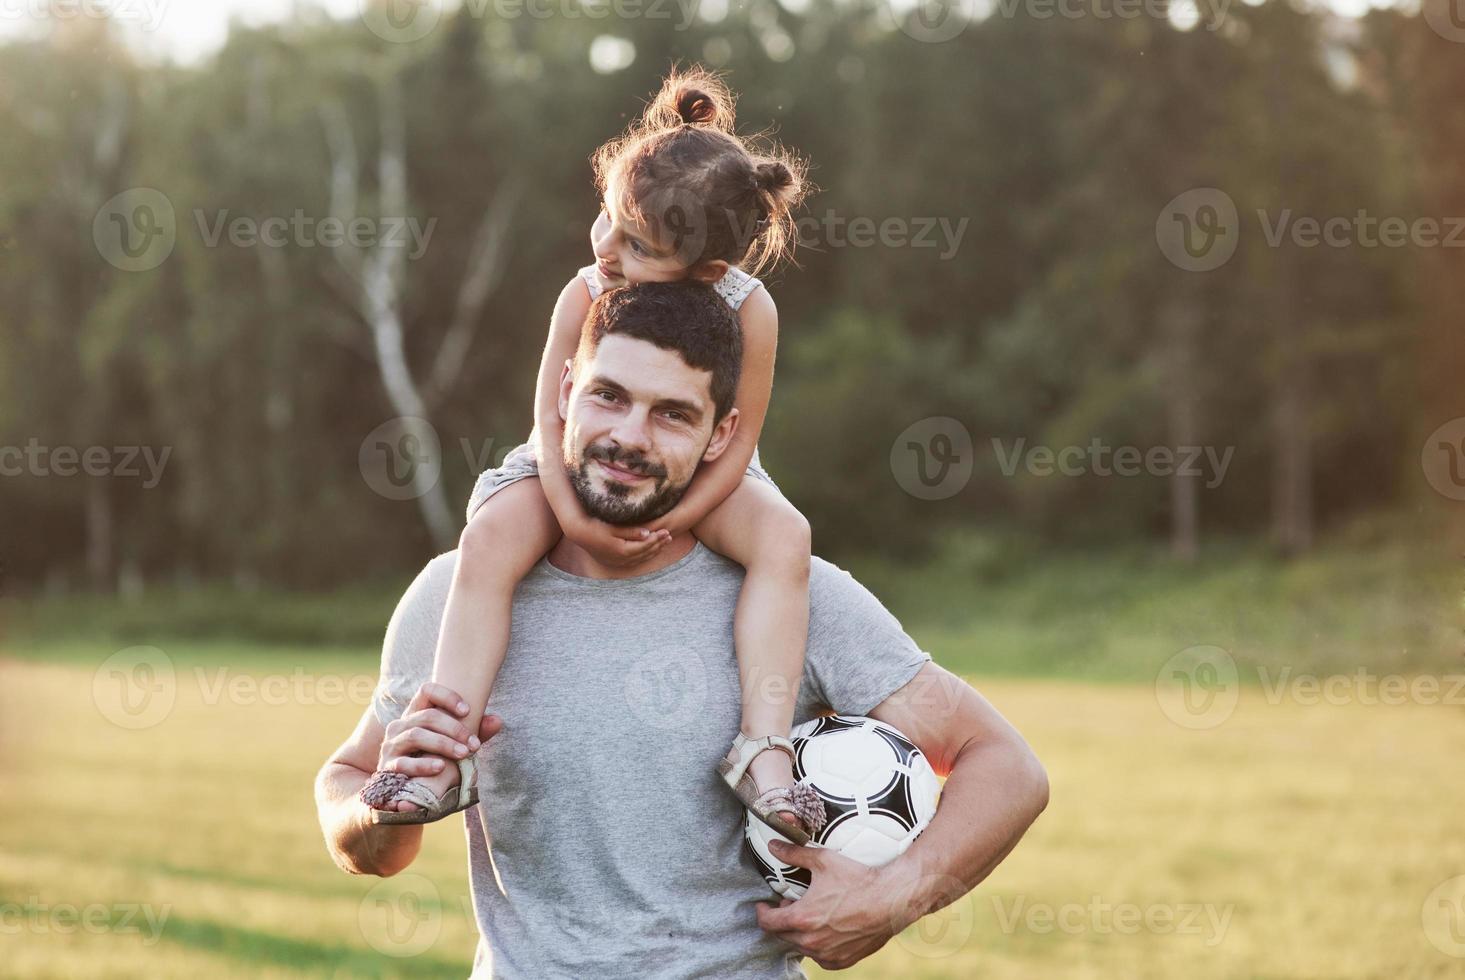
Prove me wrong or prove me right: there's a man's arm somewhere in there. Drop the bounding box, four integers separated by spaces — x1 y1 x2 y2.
315 705 425 877
315 682 503 877
755 662 1048 970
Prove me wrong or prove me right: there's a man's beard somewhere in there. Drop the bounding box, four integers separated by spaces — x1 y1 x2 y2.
567 440 689 526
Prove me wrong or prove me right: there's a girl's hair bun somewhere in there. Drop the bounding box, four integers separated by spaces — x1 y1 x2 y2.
677 87 719 126
644 66 736 133
754 160 795 194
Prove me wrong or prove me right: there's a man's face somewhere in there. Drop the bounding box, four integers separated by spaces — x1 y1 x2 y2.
559 334 737 525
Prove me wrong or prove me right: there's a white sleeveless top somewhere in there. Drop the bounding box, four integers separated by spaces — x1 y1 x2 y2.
577 264 763 311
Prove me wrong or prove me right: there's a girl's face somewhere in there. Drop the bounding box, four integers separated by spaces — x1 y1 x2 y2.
589 175 694 292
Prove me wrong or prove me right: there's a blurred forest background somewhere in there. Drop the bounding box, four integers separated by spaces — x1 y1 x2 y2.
7 4 1465 978
2 0 1463 604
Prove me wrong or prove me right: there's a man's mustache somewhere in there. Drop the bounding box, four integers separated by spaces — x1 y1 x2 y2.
582 442 667 480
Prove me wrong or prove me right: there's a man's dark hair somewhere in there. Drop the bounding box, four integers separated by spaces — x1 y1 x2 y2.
576 281 742 422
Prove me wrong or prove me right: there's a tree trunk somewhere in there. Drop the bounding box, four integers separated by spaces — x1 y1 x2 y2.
1163 287 1201 562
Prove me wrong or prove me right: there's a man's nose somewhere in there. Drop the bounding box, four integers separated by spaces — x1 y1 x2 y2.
607 406 652 452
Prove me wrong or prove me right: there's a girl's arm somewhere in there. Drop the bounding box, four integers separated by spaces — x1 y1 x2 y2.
532 278 670 566
532 278 595 537
644 285 779 536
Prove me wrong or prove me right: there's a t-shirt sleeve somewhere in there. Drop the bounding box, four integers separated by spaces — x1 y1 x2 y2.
802 558 933 716
370 552 455 729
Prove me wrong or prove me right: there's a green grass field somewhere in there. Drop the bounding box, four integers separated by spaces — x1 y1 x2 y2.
4 528 1463 977
3 637 1464 978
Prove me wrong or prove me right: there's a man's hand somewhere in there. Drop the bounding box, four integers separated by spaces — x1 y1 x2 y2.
754 840 915 971
562 516 672 568
378 682 505 778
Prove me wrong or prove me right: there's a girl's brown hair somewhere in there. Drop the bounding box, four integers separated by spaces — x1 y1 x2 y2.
591 66 810 279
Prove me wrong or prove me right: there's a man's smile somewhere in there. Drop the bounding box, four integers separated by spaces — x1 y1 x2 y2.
595 457 652 485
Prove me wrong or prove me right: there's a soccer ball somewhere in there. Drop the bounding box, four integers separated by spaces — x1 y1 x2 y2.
745 714 941 899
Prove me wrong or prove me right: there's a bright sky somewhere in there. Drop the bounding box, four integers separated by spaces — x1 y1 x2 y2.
0 0 1402 63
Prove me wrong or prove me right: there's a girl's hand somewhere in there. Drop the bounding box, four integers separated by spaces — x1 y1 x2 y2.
565 515 673 568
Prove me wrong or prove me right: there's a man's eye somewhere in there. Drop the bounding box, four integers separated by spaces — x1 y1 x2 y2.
663 411 685 423
596 390 618 402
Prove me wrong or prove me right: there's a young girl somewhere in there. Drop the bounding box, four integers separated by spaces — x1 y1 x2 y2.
360 68 826 843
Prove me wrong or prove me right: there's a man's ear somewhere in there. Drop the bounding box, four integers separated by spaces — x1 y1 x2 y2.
688 259 729 285
702 408 740 463
557 359 574 423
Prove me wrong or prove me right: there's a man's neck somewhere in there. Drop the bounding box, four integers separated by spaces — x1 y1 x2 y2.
546 529 698 580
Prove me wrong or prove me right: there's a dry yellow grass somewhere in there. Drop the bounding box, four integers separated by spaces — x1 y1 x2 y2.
2 646 1462 978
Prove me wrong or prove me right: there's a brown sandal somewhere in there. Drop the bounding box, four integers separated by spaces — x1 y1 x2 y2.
717 733 827 845
360 756 480 825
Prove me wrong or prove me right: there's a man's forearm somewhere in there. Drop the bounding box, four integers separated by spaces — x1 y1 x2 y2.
315 762 424 877
883 733 1048 925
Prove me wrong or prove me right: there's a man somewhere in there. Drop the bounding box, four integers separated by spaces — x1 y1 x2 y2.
315 281 1048 978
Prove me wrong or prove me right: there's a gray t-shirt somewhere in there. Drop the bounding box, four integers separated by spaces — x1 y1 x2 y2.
372 542 932 979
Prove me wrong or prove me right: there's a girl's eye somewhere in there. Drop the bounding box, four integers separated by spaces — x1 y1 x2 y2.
629 239 647 256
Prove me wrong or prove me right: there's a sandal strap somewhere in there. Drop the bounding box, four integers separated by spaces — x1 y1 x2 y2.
724 732 797 785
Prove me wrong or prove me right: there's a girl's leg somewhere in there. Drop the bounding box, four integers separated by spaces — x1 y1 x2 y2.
694 476 813 829
378 477 561 811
